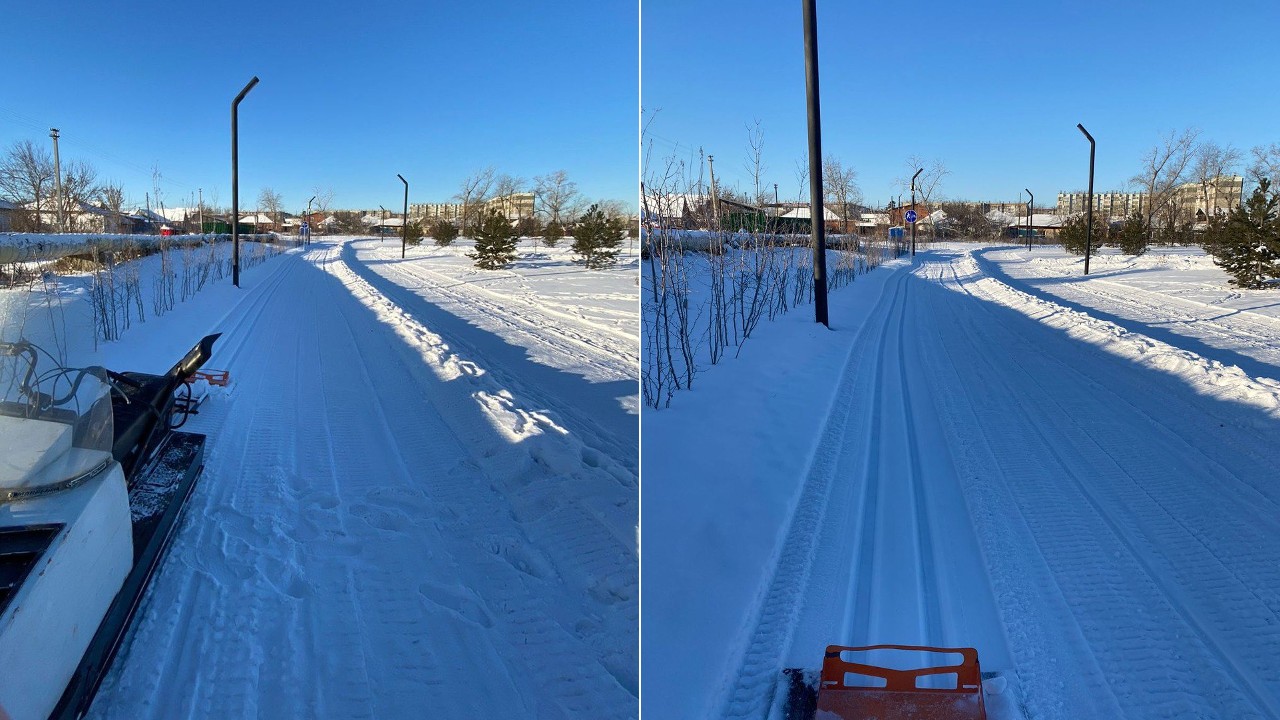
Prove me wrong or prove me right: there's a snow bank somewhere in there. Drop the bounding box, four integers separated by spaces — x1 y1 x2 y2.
953 252 1280 422
0 232 281 263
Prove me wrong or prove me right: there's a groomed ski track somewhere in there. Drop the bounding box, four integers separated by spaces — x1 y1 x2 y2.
716 248 1280 720
89 238 638 719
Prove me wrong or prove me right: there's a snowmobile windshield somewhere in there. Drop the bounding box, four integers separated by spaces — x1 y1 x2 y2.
0 266 114 495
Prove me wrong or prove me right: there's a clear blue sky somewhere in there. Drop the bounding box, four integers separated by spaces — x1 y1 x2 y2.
1 0 637 214
643 0 1280 207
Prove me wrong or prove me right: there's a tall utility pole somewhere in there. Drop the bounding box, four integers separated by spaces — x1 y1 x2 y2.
231 76 259 288
397 174 409 259
802 0 829 326
707 154 719 231
50 128 63 232
198 188 204 234
910 167 923 257
1077 123 1096 276
1025 188 1034 251
379 205 387 241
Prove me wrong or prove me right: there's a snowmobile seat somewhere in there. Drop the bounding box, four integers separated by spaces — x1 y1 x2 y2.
816 644 987 720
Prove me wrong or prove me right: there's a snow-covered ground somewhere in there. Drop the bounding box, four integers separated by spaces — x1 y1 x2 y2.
977 245 1280 382
2 234 638 718
643 244 1280 719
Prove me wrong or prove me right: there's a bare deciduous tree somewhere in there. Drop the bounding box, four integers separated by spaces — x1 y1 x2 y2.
455 166 497 236
0 140 55 231
743 120 767 206
794 152 809 203
100 182 125 213
1131 127 1200 234
54 160 100 231
258 187 284 230
311 187 334 216
1248 143 1280 187
533 169 582 228
823 156 861 232
897 155 947 211
100 181 126 232
1190 141 1242 220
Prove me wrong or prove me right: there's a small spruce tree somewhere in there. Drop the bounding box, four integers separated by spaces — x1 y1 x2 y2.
572 205 623 269
1115 213 1148 256
514 216 542 238
544 220 564 248
469 209 518 270
432 220 459 247
1059 214 1095 256
404 221 424 246
1204 178 1280 289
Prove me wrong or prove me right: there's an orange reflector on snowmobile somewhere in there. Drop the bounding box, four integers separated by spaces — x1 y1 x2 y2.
184 369 230 387
817 644 987 720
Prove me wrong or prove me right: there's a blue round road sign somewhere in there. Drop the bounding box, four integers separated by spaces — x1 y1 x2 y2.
905 210 918 223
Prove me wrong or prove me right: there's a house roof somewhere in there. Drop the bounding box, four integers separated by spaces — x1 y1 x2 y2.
239 213 274 224
780 206 840 221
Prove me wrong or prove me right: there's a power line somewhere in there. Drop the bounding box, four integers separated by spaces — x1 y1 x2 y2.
0 104 203 201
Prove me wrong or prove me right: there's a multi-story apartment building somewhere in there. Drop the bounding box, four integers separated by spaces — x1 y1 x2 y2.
1056 176 1244 225
1056 191 1147 219
410 192 536 224
1169 175 1244 222
408 202 463 223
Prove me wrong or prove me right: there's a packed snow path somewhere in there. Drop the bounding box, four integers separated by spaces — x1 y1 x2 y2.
91 238 638 719
717 249 1280 720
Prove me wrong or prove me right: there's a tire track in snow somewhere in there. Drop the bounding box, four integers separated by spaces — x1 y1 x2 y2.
929 251 1280 718
91 246 305 719
368 243 635 358
919 259 1124 719
319 243 637 714
92 239 635 718
343 242 638 473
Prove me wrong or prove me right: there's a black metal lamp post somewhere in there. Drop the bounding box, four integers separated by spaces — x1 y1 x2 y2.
1025 188 1034 251
231 76 259 288
1077 123 1096 275
802 0 828 326
305 195 315 246
398 174 409 259
910 167 923 257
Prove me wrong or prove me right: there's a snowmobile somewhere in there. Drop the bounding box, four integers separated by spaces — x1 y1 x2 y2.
0 331 222 720
780 644 989 720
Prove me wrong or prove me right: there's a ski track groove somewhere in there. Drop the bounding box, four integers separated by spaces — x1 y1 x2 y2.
896 281 945 648
713 271 908 719
932 252 1280 718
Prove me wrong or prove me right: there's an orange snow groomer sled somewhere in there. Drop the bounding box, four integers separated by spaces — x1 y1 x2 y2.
784 644 987 720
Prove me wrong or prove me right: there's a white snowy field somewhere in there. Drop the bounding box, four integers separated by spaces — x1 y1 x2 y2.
977 244 1280 383
3 234 638 718
642 245 1280 720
